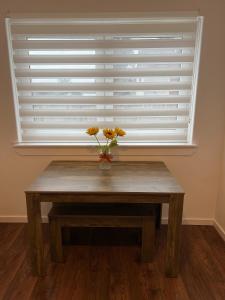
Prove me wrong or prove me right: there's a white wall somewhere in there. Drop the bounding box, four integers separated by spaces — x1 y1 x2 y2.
215 136 225 238
0 0 225 225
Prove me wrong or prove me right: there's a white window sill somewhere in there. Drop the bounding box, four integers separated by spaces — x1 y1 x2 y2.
13 142 198 157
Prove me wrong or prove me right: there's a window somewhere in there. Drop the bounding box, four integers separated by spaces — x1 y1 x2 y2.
6 14 203 145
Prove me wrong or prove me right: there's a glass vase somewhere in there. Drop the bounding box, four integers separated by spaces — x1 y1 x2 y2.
98 151 113 170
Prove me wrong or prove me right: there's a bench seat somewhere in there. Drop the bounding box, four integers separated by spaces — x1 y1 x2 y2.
48 203 158 263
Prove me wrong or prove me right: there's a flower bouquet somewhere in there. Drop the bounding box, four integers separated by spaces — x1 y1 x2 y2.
86 127 126 169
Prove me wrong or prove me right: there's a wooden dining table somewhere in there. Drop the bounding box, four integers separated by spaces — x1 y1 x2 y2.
25 161 184 277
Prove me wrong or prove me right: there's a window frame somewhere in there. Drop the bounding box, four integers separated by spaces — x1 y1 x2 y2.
5 12 204 148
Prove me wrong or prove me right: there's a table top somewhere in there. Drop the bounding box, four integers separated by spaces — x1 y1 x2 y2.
25 161 184 195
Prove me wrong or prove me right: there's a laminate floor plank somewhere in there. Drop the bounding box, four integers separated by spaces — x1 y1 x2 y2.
90 246 111 300
108 247 130 300
0 224 224 300
180 226 224 300
200 226 225 274
30 251 66 300
0 225 28 299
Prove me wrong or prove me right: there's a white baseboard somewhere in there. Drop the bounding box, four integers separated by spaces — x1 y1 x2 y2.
161 218 214 225
1 216 225 241
213 220 225 242
0 215 214 225
0 216 48 223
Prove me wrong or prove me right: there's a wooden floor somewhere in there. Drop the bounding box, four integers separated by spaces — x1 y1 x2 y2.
0 224 225 300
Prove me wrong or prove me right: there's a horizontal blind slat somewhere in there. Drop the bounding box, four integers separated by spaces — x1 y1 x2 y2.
13 39 195 50
17 82 191 91
15 69 193 78
20 108 189 117
11 23 197 35
21 120 188 129
14 55 194 64
22 132 187 141
19 96 191 104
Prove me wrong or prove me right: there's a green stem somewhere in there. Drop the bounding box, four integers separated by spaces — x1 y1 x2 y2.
94 135 101 148
106 139 110 153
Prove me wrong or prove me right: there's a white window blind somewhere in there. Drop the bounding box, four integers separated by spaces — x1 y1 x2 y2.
6 15 203 145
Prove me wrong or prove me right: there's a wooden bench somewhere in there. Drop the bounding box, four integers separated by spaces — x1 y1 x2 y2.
48 203 159 263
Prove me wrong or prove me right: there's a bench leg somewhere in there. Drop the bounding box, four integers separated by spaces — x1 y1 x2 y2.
141 216 155 262
49 219 64 263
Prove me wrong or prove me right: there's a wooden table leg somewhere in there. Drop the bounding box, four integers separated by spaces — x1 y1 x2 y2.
165 194 184 277
26 193 45 276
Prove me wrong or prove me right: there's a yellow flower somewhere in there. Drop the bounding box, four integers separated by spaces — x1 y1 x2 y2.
103 128 115 140
86 127 99 136
115 127 126 137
